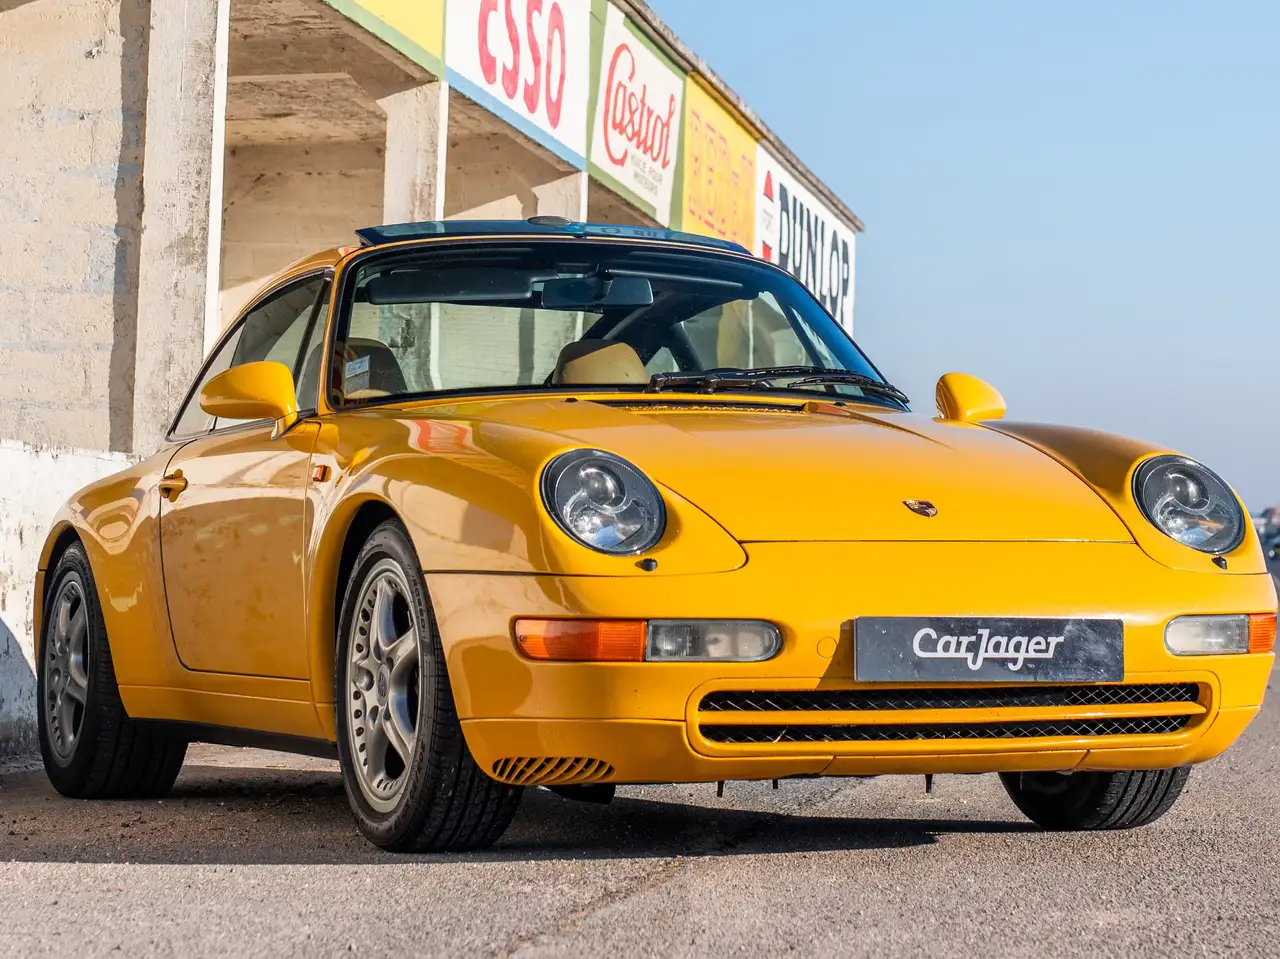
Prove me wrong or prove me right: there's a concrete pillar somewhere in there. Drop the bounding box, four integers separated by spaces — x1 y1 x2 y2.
132 0 226 455
378 81 449 223
203 0 231 353
535 171 589 221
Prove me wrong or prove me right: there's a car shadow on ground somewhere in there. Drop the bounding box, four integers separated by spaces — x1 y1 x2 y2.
0 760 1034 866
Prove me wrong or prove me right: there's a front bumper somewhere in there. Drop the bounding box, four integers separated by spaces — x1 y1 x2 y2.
427 542 1275 785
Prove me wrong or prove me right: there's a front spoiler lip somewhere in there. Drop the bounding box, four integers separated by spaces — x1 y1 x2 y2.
459 706 1261 784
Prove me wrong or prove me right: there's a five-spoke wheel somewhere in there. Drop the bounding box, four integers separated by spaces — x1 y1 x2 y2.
345 560 422 812
43 579 90 763
334 519 521 852
38 542 187 798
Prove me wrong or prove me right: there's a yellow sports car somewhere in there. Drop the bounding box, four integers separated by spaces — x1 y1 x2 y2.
35 219 1276 851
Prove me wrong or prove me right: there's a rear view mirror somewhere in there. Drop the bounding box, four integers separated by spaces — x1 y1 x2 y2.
541 275 654 309
362 268 534 304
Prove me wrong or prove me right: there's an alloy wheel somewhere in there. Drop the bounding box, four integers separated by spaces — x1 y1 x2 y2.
45 578 90 764
345 559 422 813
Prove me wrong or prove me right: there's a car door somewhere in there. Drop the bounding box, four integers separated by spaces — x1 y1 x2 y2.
159 274 331 679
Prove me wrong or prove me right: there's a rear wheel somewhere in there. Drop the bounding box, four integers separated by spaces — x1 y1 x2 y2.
335 520 521 852
38 543 187 798
1000 767 1191 830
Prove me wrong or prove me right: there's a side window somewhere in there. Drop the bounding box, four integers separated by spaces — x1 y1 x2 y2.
294 284 331 410
169 275 328 438
230 277 327 372
214 276 328 430
170 327 244 438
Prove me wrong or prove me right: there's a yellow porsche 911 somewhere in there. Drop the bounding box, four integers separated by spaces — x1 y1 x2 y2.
35 219 1276 851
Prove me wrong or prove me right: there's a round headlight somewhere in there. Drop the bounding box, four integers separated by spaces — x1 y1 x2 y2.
1133 455 1244 554
541 449 666 554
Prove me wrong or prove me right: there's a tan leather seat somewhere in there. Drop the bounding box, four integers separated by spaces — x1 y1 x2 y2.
551 340 648 385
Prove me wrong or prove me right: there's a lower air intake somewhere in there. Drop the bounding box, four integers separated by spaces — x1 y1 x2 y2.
490 756 614 786
701 715 1191 744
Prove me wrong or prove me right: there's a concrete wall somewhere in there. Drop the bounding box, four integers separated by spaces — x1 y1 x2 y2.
0 0 223 755
0 0 150 754
445 133 585 221
0 0 147 452
220 141 384 324
0 440 135 753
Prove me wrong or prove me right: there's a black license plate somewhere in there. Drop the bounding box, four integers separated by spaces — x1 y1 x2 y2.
854 617 1124 683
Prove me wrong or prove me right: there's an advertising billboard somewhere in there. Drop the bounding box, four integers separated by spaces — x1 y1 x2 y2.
322 0 446 73
587 2 685 225
755 146 856 330
446 0 593 167
680 80 755 249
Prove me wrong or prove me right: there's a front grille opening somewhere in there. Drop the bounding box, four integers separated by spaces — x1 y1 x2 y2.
701 715 1191 744
699 683 1201 713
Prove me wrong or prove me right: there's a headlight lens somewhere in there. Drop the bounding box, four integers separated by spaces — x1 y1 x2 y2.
542 449 665 554
1133 455 1244 553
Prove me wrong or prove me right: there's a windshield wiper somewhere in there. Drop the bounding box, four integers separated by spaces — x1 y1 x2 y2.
646 366 910 405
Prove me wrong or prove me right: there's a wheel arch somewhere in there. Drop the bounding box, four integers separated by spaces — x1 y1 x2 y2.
33 521 86 659
307 495 404 732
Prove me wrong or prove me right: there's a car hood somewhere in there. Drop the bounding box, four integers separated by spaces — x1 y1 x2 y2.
440 396 1134 544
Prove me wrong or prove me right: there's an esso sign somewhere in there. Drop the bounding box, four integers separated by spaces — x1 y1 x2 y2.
448 0 590 159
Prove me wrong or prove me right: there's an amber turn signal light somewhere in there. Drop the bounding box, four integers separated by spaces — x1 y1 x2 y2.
514 619 646 662
1249 613 1276 654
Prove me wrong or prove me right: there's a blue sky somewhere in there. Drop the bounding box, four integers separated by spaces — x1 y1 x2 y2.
650 0 1280 507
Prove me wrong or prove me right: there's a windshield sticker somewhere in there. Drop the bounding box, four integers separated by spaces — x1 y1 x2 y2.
344 355 371 394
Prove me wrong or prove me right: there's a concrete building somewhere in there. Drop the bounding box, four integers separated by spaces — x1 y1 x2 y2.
0 0 863 752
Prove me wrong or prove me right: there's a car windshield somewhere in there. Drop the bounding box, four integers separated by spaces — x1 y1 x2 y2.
331 240 902 408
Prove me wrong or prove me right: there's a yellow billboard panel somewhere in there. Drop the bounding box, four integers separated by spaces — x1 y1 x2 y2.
681 81 756 249
326 0 446 72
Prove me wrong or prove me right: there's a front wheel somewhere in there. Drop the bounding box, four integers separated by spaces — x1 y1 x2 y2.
1000 767 1191 830
335 519 521 852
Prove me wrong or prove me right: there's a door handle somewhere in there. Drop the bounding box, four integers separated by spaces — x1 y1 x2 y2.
159 470 188 502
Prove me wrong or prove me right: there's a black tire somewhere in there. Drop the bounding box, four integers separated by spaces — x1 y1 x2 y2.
334 519 521 852
38 543 188 799
1000 767 1191 830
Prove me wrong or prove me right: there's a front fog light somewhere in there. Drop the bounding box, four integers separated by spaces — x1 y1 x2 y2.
645 620 781 662
1165 615 1249 655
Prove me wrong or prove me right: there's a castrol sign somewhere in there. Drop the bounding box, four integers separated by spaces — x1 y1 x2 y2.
447 0 592 163
588 2 684 224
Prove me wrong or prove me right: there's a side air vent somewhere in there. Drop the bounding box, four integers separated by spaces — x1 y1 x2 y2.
490 756 614 786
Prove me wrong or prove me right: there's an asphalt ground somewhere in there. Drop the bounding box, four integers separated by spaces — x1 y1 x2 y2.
2 622 1278 956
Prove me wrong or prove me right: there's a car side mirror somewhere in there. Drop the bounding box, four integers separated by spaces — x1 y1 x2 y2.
935 372 1006 423
200 360 299 437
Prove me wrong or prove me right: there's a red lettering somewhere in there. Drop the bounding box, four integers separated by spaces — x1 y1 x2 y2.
659 95 676 167
602 41 675 173
523 0 543 114
478 0 498 85
544 2 566 129
501 0 520 100
602 42 634 166
479 0 569 129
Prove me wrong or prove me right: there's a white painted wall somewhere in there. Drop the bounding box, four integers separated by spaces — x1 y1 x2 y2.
0 441 134 754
